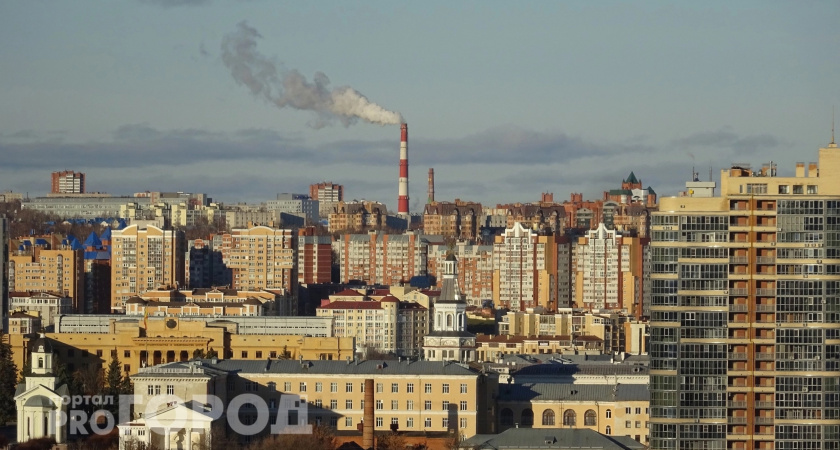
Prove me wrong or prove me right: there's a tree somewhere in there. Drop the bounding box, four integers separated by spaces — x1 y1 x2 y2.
0 341 18 424
247 424 335 450
376 430 407 450
206 348 218 359
74 363 104 396
193 348 206 359
104 356 132 417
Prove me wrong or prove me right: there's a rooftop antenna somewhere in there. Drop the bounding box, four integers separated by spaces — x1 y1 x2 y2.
832 106 836 145
709 164 713 182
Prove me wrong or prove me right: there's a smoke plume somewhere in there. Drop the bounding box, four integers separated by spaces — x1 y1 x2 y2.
222 21 403 127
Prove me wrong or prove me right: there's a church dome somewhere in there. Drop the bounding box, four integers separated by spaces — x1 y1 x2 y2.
24 395 55 409
30 334 54 354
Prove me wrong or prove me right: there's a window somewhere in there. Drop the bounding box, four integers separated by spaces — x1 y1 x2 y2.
460 383 468 394
635 407 641 414
316 382 322 392
124 350 131 358
267 382 276 392
563 409 576 426
542 410 555 426
330 400 337 409
345 400 352 409
376 383 383 393
606 409 612 419
166 385 174 395
625 421 632 428
391 400 398 410
241 351 248 358
460 418 467 429
625 407 631 414
442 401 450 411
314 399 321 408
442 383 450 394
407 400 414 411
299 382 306 392
794 185 804 194
407 417 414 428
96 350 103 357
147 385 155 395
605 426 611 435
442 418 449 428
425 418 432 428
284 382 291 391
808 185 818 194
407 383 414 393
424 383 432 394
255 351 262 359
345 382 353 393
154 385 160 395
521 409 534 427
779 185 790 194
636 421 641 428
460 401 467 411
376 417 383 427
330 382 337 393
376 400 384 410
424 400 432 411
584 410 597 426
391 383 398 393
345 417 352 427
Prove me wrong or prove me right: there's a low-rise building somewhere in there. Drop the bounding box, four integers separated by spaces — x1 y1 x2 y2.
8 292 72 328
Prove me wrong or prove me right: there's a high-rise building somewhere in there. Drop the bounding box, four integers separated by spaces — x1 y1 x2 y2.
310 182 344 218
266 193 319 224
8 235 85 312
51 171 85 194
493 223 561 311
297 227 332 284
110 225 184 312
184 236 230 289
333 231 430 285
649 140 840 450
427 241 493 306
572 223 650 316
218 226 296 295
0 217 6 319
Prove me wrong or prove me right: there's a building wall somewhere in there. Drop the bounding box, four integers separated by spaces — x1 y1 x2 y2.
51 171 85 194
493 223 559 311
336 232 428 285
297 229 332 284
110 225 184 312
219 226 295 295
8 239 84 311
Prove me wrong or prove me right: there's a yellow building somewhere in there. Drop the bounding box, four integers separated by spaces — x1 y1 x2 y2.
8 235 84 311
475 334 603 361
493 223 561 311
4 316 354 377
111 225 184 312
496 383 649 445
218 226 295 295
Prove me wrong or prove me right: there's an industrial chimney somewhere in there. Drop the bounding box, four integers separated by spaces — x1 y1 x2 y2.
428 168 435 204
398 123 409 216
363 378 375 449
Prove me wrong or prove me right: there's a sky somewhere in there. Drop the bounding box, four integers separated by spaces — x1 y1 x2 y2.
1 1 839 211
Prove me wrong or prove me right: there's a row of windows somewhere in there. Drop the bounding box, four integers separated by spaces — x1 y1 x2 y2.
238 381 470 395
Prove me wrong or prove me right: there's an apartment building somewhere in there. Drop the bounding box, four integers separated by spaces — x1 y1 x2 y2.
110 224 184 312
317 295 400 354
8 292 72 327
218 226 295 295
8 235 84 312
310 181 343 218
573 223 650 316
427 241 493 306
297 227 332 284
334 231 432 285
423 200 483 240
51 170 85 194
493 223 560 311
649 140 840 450
266 193 319 224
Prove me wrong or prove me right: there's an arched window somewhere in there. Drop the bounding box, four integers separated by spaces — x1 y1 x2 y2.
458 314 465 329
605 425 612 435
446 314 453 328
542 410 555 426
563 409 576 426
38 358 44 369
436 313 442 327
500 408 514 427
584 409 597 426
605 409 612 419
521 409 534 427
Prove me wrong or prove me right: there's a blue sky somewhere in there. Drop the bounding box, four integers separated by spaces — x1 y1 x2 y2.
1 1 838 210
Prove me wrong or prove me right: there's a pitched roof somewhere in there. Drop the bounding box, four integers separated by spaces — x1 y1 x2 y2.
496 382 649 403
205 358 479 376
319 301 382 310
625 171 639 184
461 427 644 450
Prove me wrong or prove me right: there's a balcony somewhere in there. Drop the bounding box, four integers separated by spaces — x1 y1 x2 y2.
729 288 749 296
729 304 748 312
728 352 748 360
728 417 747 425
755 289 775 296
755 417 774 425
755 352 776 361
756 257 776 264
756 304 775 312
730 256 749 264
728 401 747 408
755 401 774 409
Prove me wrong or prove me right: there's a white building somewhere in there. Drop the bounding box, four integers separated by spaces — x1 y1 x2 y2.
317 295 400 353
14 334 69 444
266 193 319 224
423 255 476 362
9 292 72 328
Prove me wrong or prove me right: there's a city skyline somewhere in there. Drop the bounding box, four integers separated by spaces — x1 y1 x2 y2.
1 1 838 207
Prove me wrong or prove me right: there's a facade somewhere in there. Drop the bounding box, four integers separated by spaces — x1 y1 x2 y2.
327 200 396 233
8 292 72 327
475 334 604 361
0 217 6 317
121 358 490 443
572 223 650 316
51 170 85 194
495 383 650 445
8 311 42 335
493 223 560 311
423 255 476 362
298 227 333 284
649 141 840 450
317 295 400 354
423 200 483 240
427 241 493 306
14 334 69 444
8 235 85 311
23 195 151 219
267 193 319 224
185 237 230 288
218 226 295 295
82 230 112 314
110 225 185 312
7 316 353 377
334 231 431 285
310 181 343 218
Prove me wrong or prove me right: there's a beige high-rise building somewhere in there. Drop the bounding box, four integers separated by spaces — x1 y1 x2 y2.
334 231 431 285
427 241 493 306
8 235 84 312
493 223 560 311
573 223 650 316
217 226 296 295
649 140 840 450
110 225 184 312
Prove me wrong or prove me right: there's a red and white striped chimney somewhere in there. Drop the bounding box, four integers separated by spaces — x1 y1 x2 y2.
398 123 409 216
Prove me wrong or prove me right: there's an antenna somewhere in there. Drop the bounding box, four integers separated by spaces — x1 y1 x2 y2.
832 106 835 145
709 164 713 182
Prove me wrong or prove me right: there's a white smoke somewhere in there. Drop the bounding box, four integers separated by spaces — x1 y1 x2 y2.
222 21 403 127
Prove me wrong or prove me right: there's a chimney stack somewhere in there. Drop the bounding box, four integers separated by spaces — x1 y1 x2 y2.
398 123 409 216
428 168 435 204
363 378 375 449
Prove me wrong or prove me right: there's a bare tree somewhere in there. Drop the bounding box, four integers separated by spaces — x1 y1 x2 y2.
376 430 406 450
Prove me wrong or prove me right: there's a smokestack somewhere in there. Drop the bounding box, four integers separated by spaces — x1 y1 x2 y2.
428 168 435 204
363 378 374 449
398 123 409 216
